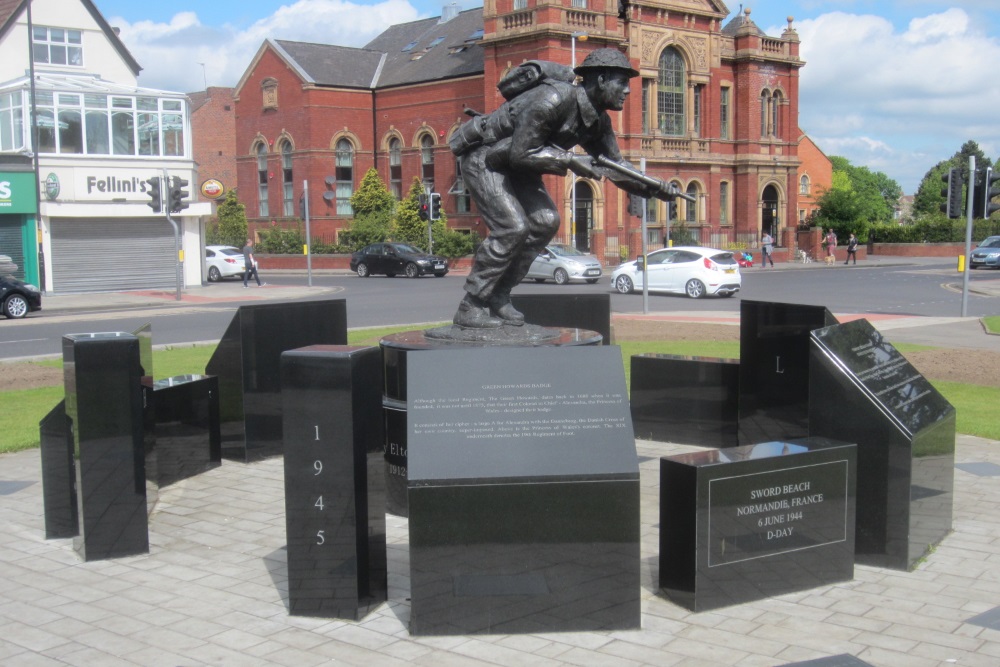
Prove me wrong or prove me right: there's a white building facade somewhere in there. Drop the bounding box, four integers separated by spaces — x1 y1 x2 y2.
0 0 210 292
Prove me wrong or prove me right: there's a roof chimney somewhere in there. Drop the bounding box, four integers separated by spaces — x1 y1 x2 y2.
440 2 460 23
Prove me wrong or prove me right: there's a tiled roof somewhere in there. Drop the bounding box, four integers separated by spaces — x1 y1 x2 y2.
273 41 386 89
272 7 484 91
365 8 485 88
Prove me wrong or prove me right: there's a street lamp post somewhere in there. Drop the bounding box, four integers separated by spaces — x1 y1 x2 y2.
570 31 587 248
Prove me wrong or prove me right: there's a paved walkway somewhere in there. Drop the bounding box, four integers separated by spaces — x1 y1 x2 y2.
2 434 999 666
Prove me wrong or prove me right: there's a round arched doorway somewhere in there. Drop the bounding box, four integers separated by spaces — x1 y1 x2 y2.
761 184 780 239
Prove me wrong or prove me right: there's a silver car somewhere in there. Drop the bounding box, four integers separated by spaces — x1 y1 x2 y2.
524 244 603 284
970 235 1000 269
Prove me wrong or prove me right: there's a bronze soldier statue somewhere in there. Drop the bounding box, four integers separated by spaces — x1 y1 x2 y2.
450 48 684 329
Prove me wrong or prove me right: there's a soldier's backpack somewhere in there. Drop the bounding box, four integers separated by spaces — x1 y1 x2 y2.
497 60 576 100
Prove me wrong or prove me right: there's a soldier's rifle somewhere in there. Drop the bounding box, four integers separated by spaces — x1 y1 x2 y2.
594 155 696 203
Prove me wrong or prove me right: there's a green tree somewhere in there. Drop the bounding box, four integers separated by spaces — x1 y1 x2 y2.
207 190 249 247
345 210 393 250
393 178 432 248
912 140 992 217
350 167 395 217
814 156 901 238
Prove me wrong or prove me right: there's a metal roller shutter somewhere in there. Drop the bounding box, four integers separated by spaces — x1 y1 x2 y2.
50 217 175 293
0 219 26 281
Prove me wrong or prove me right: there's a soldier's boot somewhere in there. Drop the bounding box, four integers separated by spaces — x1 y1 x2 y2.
453 294 503 329
489 292 524 326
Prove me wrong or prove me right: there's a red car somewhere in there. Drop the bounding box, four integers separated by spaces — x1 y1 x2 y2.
737 252 754 268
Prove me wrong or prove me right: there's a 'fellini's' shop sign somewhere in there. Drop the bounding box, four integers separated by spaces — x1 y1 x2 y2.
73 169 180 202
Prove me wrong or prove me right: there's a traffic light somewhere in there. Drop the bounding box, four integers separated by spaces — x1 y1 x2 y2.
940 167 964 219
628 193 645 218
667 200 678 221
972 166 1000 219
169 176 189 213
418 194 429 221
429 192 442 221
145 176 162 213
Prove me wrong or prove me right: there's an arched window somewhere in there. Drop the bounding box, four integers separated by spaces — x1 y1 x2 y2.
657 47 685 136
256 142 268 218
685 183 698 223
389 138 402 199
800 175 810 195
335 138 354 215
280 140 293 217
771 91 782 138
760 90 769 138
420 134 435 191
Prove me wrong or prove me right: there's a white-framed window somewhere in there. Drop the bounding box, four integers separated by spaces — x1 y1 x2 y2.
450 157 470 213
719 87 730 140
719 181 730 224
389 138 402 199
335 138 354 215
685 183 699 223
657 47 685 136
256 143 269 218
33 91 185 156
513 0 528 8
420 134 435 192
32 26 82 67
0 91 25 151
281 140 294 216
800 175 810 195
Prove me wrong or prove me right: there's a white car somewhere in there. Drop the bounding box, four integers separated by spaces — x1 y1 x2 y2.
205 245 246 282
524 244 603 284
611 246 741 298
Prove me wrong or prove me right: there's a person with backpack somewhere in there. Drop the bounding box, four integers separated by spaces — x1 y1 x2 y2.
449 48 672 329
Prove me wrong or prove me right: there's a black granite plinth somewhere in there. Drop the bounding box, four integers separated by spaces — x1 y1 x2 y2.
64 333 148 561
134 323 158 514
281 346 386 619
631 353 739 447
660 438 856 612
407 346 640 634
738 300 838 445
510 293 612 344
809 319 955 570
380 326 603 516
205 300 348 462
39 400 77 539
152 374 221 486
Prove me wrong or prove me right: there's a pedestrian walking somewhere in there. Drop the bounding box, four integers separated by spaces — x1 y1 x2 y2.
761 232 775 268
824 229 838 265
845 233 858 265
242 238 266 287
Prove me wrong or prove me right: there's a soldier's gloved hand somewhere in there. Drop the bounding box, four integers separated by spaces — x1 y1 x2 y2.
567 155 600 180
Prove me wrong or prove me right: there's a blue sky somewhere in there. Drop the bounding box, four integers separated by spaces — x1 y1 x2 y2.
93 1 1000 194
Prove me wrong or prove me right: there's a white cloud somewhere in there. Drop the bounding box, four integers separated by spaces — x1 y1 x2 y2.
109 0 422 93
793 8 1000 191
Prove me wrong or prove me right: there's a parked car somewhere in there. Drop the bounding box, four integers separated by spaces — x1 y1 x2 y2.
350 242 448 278
205 245 246 282
970 235 1000 269
523 244 603 284
611 246 742 298
1 274 42 319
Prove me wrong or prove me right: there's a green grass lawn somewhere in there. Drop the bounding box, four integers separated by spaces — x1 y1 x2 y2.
984 316 1000 335
1 325 995 454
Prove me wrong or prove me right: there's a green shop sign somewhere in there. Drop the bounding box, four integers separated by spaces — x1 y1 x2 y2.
0 172 38 214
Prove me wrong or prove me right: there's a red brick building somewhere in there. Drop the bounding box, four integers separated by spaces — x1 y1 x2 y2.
189 87 237 207
795 133 832 225
232 1 805 263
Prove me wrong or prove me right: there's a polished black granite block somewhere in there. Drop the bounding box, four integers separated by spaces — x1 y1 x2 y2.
281 346 386 619
205 300 348 462
39 400 77 539
660 438 856 612
809 319 955 570
631 353 739 447
134 323 158 514
738 300 838 445
152 375 221 487
64 333 148 561
407 346 640 634
510 293 612 344
380 327 603 517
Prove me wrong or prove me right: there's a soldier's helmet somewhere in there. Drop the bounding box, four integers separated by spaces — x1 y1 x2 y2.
573 48 639 78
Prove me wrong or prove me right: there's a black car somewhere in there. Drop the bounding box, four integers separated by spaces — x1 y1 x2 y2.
1 274 42 319
350 242 449 278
